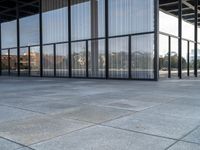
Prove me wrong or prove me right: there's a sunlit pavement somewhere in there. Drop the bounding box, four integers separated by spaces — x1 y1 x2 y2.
0 76 200 150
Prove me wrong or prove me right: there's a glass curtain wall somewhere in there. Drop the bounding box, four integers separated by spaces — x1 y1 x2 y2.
71 0 105 78
1 20 17 76
42 0 68 77
159 34 169 78
19 1 40 76
108 0 154 79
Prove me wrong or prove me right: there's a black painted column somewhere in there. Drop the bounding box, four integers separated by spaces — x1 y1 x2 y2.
194 0 198 77
39 0 43 77
16 0 20 76
178 0 182 79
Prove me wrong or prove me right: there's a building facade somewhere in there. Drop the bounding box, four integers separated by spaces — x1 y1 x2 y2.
0 0 199 80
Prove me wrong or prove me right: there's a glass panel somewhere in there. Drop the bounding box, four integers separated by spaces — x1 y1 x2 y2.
42 0 68 44
10 48 18 75
189 42 194 76
71 41 86 77
1 50 9 75
1 20 17 49
71 0 105 40
198 44 200 76
131 34 154 79
19 15 40 47
56 43 69 77
170 37 178 78
20 47 29 76
30 46 40 76
109 0 154 36
43 45 54 76
182 41 188 78
109 37 129 78
88 39 105 78
159 34 169 78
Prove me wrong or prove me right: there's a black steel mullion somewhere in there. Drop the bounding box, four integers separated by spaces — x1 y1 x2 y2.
178 0 182 79
105 0 109 79
0 23 1 76
39 0 43 77
154 0 159 81
194 0 198 77
16 0 20 76
187 41 190 77
8 49 10 75
168 36 171 78
86 40 89 78
68 0 72 78
128 35 132 79
54 44 56 77
28 46 31 76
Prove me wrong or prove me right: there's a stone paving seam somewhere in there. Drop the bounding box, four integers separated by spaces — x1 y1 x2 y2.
0 136 32 150
0 104 46 115
28 124 97 147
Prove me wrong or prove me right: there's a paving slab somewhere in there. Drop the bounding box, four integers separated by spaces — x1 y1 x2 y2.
168 141 200 150
0 105 39 123
103 111 200 139
183 126 200 144
52 104 133 124
31 125 175 150
142 103 200 119
0 138 22 150
0 114 92 145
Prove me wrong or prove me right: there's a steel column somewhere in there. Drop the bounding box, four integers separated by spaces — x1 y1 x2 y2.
194 0 198 77
16 0 20 76
154 0 159 81
53 43 56 77
28 46 31 76
128 35 132 79
39 0 43 77
178 0 182 79
68 0 72 78
86 40 89 78
187 41 190 77
105 0 109 79
0 23 1 76
168 36 171 78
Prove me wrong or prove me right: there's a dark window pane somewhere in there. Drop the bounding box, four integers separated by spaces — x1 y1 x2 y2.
10 48 18 75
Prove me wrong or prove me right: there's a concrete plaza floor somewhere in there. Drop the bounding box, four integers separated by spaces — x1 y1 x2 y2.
0 77 200 150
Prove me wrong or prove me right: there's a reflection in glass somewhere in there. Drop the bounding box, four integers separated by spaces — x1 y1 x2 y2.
159 35 169 78
42 0 68 44
43 45 54 76
189 42 194 76
10 48 18 75
132 34 154 79
198 44 200 76
109 37 129 78
20 48 29 76
56 43 69 77
20 15 39 47
71 42 86 77
1 50 9 75
170 38 178 78
109 0 154 36
1 21 17 49
30 46 40 76
182 41 188 78
88 39 105 78
71 0 105 40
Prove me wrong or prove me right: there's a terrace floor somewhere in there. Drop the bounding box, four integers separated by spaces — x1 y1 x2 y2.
0 77 200 150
